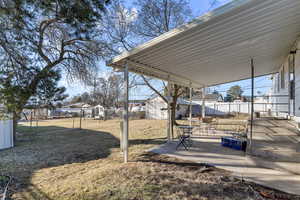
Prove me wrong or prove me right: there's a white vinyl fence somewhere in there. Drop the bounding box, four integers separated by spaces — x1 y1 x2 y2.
0 120 14 150
204 102 274 115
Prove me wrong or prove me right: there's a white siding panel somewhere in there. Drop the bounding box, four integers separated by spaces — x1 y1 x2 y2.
270 60 290 115
146 98 168 120
0 120 13 150
295 51 300 117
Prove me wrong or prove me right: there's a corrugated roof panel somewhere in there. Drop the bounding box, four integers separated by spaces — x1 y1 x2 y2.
108 0 300 88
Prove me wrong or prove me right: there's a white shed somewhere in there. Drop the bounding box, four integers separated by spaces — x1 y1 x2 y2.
0 119 14 150
146 96 193 120
93 105 105 119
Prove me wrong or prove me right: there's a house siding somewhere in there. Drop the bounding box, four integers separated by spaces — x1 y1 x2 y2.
271 41 300 122
294 49 300 121
270 57 291 117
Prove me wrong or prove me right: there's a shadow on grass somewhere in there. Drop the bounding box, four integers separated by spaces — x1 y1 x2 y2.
1 125 121 199
137 152 214 169
130 137 166 146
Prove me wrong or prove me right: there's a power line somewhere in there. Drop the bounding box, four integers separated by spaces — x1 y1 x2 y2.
211 85 272 93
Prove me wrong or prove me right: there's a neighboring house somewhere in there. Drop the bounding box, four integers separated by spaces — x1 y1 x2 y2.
145 96 197 120
49 103 93 118
270 41 300 122
130 104 145 112
68 103 91 108
93 105 105 119
22 108 49 120
192 93 223 104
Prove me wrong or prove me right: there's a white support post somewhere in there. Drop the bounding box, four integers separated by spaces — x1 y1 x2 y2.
202 87 206 119
167 82 171 142
120 121 123 153
123 63 129 163
189 87 193 126
249 58 254 154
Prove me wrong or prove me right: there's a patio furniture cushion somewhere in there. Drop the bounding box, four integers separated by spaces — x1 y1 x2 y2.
221 136 247 151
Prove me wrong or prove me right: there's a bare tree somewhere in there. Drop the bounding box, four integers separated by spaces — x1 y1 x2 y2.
133 0 192 38
91 73 124 108
100 0 138 56
134 0 193 136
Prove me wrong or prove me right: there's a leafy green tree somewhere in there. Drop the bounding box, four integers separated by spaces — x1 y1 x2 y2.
226 85 243 101
0 0 109 141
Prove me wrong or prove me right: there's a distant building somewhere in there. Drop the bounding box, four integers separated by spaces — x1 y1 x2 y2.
47 103 93 118
145 96 197 120
93 105 105 119
192 93 223 104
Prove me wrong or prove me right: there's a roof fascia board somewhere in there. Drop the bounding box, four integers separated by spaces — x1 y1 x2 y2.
126 59 204 87
110 60 203 88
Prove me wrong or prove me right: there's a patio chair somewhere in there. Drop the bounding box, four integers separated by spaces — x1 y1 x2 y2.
175 125 193 150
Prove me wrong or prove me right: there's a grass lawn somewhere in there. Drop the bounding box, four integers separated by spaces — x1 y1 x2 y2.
1 118 299 200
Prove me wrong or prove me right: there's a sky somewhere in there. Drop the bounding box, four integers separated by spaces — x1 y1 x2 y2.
59 0 273 100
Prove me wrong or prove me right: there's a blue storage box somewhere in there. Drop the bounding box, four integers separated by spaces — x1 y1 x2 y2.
221 137 247 151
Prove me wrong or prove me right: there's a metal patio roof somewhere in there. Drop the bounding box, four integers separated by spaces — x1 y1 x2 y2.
108 0 300 88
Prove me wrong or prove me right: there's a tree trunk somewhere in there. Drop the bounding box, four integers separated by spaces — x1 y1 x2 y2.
12 111 20 143
170 102 177 139
141 78 183 140
170 92 179 139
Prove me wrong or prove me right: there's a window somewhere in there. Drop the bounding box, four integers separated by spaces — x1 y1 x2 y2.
290 80 295 100
280 66 285 89
277 73 280 92
289 55 295 99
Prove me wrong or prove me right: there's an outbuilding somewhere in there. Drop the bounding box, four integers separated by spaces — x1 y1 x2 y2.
145 96 197 120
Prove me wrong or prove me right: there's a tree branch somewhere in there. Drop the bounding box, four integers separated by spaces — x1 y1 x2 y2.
141 75 168 103
38 18 59 64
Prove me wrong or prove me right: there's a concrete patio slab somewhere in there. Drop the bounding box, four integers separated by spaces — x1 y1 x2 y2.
251 119 300 174
149 136 300 195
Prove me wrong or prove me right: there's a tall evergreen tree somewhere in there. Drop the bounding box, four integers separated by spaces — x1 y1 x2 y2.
0 0 109 141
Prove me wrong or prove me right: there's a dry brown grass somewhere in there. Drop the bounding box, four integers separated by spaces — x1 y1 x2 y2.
1 119 167 199
0 119 299 200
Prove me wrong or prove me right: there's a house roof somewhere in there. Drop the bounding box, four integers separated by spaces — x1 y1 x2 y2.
108 0 300 88
192 94 223 101
65 103 92 108
148 96 198 105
